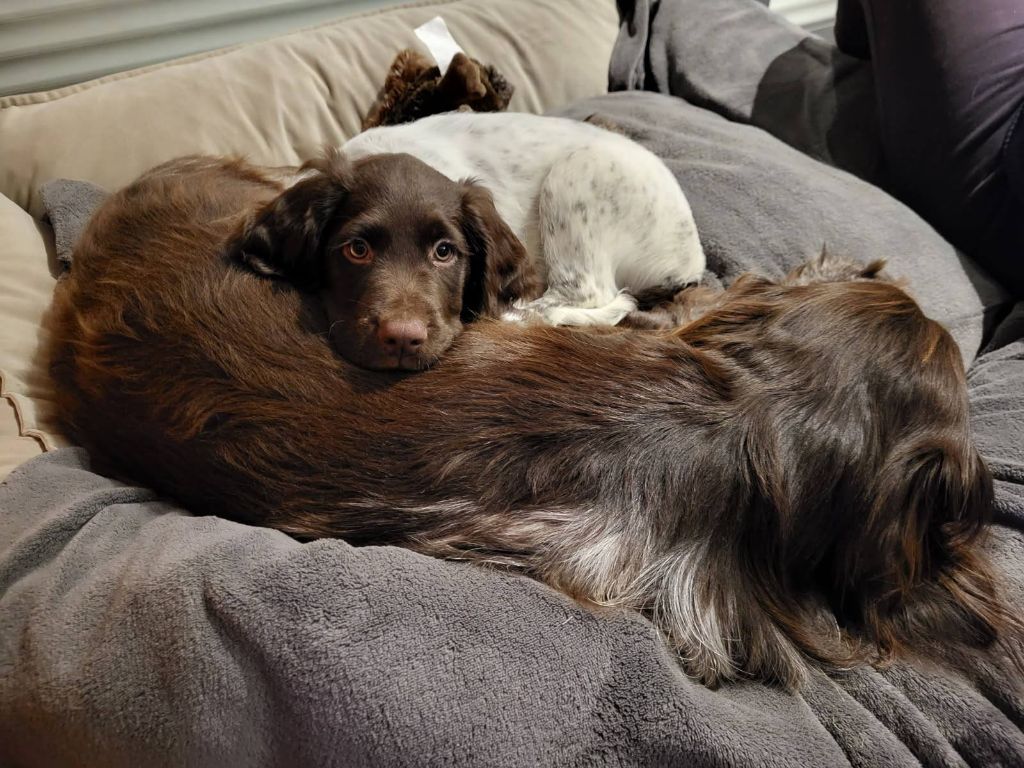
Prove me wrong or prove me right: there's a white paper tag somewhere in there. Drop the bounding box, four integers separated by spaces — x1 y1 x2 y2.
414 16 465 76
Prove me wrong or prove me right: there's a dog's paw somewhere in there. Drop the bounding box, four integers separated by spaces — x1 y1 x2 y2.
540 293 638 327
500 306 530 324
504 293 639 327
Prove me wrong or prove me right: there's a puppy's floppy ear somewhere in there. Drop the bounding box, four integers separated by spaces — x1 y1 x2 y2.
848 435 1024 663
865 438 991 594
228 147 352 289
459 181 540 319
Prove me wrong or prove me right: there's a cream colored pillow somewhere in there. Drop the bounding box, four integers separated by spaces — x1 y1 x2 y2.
0 0 617 217
0 400 48 481
0 193 66 478
0 0 617 477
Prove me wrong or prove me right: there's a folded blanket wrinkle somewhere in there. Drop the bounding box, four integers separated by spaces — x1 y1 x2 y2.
38 177 110 273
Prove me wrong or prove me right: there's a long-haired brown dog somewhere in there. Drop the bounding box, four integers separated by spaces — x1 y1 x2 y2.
49 155 1022 688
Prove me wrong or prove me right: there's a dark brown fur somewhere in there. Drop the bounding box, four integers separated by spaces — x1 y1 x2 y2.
362 49 514 130
226 149 539 370
48 156 1023 688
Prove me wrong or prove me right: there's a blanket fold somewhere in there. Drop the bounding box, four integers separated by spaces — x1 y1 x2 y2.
2 448 1023 767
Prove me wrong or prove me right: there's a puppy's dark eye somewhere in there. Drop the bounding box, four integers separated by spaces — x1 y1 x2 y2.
342 238 373 264
432 241 458 264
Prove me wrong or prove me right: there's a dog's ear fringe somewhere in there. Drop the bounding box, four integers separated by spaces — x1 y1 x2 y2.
458 180 540 320
818 245 888 280
301 145 353 185
836 431 1024 679
781 249 891 286
227 147 351 287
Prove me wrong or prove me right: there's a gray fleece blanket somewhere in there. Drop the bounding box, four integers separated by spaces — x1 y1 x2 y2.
3 3 1024 765
1 445 1024 767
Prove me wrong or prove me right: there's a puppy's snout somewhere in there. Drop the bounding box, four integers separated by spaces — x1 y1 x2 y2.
376 318 428 355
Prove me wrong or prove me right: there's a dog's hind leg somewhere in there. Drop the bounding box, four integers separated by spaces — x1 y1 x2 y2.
513 143 704 327
509 148 635 326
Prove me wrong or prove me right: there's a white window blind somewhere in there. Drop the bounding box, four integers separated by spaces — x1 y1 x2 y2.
0 0 839 98
771 0 837 31
0 0 401 97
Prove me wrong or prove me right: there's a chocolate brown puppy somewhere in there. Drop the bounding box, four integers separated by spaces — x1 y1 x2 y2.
228 149 537 370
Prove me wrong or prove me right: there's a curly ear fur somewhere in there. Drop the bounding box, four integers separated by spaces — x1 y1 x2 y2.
362 50 514 130
813 320 1024 671
851 438 1023 667
784 247 888 286
458 182 540 318
226 147 352 288
361 49 437 130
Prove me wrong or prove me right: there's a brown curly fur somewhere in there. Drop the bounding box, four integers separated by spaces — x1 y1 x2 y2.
362 49 513 129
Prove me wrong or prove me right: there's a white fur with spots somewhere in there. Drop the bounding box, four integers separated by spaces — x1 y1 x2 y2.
343 112 705 326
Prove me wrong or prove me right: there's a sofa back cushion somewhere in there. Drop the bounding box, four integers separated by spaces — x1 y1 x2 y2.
0 0 617 218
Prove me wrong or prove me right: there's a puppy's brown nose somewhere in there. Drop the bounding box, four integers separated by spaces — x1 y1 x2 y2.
377 319 428 356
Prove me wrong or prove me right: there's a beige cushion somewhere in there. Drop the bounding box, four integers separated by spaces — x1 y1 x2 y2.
0 0 617 217
0 193 65 479
0 399 47 481
0 0 617 475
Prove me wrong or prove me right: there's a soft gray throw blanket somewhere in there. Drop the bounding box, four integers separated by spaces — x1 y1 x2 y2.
2 448 1023 767
38 177 109 271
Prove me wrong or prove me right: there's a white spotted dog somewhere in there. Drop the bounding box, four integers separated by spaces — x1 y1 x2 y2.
342 111 705 327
